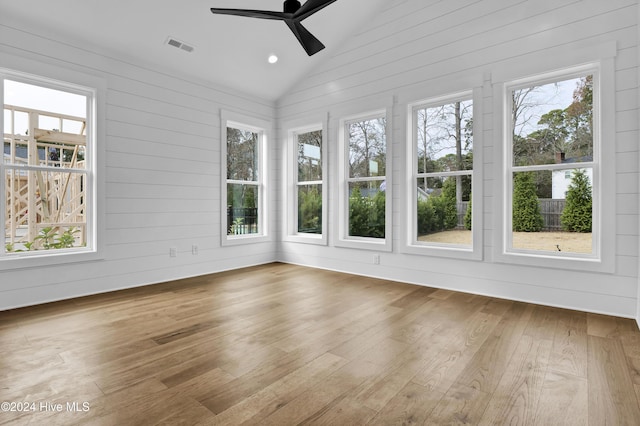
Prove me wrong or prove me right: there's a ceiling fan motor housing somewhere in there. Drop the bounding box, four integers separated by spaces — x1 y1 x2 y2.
284 0 301 13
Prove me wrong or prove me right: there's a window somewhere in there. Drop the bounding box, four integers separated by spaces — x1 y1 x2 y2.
505 69 598 259
286 122 326 243
222 112 268 244
337 109 391 250
2 74 97 262
411 94 473 249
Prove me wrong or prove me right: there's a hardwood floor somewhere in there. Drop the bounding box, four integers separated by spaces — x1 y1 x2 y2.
1 262 640 425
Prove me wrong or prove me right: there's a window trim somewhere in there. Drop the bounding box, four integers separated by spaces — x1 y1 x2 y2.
0 59 105 271
493 59 615 273
335 107 393 252
220 110 270 246
283 115 328 245
403 89 483 260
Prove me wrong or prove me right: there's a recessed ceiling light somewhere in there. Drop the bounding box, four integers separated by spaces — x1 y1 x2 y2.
268 54 278 64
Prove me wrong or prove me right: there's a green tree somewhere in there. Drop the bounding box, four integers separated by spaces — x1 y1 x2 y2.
513 172 544 232
369 190 386 238
349 186 367 236
417 198 436 235
565 76 593 158
348 186 385 238
561 169 592 232
464 196 472 230
512 76 593 168
441 178 458 229
298 186 321 233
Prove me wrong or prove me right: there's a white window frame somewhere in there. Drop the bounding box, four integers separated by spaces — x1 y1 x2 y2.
493 55 615 273
404 89 483 260
221 110 269 246
284 116 328 245
0 57 105 270
336 107 392 252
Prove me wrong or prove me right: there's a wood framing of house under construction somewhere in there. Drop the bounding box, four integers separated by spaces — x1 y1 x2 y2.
3 104 86 250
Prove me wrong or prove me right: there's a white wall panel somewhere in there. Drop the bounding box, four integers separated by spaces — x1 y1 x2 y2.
278 0 640 318
1 0 638 319
0 18 277 310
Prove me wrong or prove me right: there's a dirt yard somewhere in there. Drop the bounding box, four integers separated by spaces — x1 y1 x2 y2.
419 230 592 253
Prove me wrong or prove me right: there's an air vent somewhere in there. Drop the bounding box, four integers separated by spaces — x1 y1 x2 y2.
165 37 195 53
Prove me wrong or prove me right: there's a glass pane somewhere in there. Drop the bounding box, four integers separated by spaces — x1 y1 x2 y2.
227 126 258 181
297 129 322 182
3 109 10 134
36 142 86 169
417 176 471 246
5 169 87 253
512 75 593 167
416 100 473 173
39 115 61 131
227 183 259 235
5 80 86 117
62 118 85 135
348 117 386 178
3 139 29 165
511 169 592 254
348 181 385 238
10 110 29 136
297 184 322 234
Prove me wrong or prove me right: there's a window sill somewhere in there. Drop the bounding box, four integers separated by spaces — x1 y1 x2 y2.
222 233 270 247
401 242 481 260
0 248 102 271
284 233 327 246
493 249 613 274
335 236 392 252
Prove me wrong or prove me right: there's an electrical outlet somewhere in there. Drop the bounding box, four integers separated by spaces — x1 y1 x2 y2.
373 254 380 265
192 245 198 255
169 247 177 257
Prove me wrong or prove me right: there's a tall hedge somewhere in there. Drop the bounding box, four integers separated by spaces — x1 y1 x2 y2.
416 179 459 235
464 196 472 230
441 178 459 230
512 172 544 232
561 169 592 232
298 187 321 233
349 187 385 238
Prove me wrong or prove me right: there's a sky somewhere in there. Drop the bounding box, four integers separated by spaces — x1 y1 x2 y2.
515 77 580 136
3 79 86 136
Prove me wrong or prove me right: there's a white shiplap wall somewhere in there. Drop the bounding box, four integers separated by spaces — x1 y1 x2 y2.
1 1 638 320
0 18 277 310
637 0 640 327
277 0 640 318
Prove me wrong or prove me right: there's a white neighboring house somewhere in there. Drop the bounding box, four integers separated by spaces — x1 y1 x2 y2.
551 153 593 199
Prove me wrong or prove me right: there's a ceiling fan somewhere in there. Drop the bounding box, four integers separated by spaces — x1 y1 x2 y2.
210 0 338 56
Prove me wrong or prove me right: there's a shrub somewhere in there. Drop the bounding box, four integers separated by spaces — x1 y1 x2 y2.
417 198 435 234
298 187 321 233
349 187 385 238
513 172 544 232
416 179 459 236
561 169 592 232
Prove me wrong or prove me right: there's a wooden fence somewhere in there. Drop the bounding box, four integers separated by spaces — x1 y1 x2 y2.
456 199 566 231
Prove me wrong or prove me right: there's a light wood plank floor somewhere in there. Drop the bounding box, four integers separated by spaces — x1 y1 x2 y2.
1 262 640 425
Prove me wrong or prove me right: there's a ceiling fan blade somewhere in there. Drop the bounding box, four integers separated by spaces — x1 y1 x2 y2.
210 8 288 21
285 20 325 56
294 0 338 21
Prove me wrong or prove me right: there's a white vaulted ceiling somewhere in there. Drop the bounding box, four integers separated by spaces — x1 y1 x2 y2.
0 0 388 101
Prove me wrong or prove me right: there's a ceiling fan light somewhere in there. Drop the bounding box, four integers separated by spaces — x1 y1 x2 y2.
283 0 302 13
268 54 279 64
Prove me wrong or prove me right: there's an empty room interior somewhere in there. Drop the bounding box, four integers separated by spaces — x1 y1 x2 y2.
2 0 640 424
